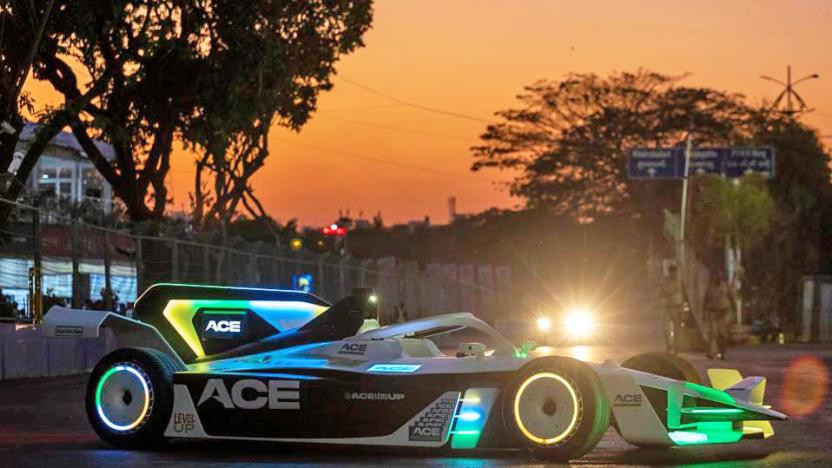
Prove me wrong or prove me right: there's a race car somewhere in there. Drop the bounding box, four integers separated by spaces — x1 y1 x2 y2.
43 283 786 461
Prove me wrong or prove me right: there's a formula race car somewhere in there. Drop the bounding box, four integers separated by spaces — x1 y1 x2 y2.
43 284 786 461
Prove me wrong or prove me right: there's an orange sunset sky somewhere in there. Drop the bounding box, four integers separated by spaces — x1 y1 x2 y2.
26 0 832 226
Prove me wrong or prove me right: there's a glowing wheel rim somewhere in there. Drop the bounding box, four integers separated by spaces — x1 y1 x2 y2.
513 372 582 445
95 363 153 432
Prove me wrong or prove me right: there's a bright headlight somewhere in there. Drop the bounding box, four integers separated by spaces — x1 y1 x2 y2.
564 308 593 338
536 317 551 331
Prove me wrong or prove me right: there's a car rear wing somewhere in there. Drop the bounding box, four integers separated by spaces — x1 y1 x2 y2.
43 306 186 369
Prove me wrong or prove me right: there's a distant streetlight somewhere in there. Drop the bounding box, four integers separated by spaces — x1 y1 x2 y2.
760 66 819 116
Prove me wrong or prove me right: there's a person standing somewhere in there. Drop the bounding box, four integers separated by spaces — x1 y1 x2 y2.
707 273 734 360
663 265 684 353
396 302 407 323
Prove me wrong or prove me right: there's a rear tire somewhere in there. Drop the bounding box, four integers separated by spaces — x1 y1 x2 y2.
503 357 609 461
86 348 176 449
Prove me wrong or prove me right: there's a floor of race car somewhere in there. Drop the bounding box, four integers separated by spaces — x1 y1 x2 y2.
0 343 830 468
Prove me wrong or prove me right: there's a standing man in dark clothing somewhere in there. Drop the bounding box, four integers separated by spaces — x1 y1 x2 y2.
663 265 684 353
706 273 733 360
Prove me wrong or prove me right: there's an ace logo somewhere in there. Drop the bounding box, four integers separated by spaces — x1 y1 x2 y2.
613 393 643 407
408 397 454 442
201 312 248 340
205 320 241 333
410 426 441 439
197 378 301 410
339 343 368 355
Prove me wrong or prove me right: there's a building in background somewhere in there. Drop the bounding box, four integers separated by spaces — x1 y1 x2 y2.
15 123 115 212
1 124 135 313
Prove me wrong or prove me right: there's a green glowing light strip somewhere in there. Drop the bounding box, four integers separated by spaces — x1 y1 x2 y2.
684 382 736 405
681 407 744 414
668 421 743 446
152 282 299 293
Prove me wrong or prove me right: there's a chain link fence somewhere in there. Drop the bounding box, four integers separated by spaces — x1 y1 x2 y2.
0 198 511 324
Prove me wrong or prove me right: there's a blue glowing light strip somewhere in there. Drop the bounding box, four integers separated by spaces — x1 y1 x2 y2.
367 364 421 373
450 388 497 449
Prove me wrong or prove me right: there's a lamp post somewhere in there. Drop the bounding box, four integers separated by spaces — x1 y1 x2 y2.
760 66 819 116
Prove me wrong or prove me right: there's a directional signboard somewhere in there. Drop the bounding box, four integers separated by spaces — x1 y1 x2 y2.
628 147 774 179
628 148 679 179
723 147 775 178
684 148 723 176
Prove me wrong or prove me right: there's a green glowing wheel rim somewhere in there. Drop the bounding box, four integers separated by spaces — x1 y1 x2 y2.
503 357 609 461
95 362 154 433
86 348 178 449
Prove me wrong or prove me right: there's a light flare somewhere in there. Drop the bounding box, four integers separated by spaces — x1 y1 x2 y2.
781 355 829 417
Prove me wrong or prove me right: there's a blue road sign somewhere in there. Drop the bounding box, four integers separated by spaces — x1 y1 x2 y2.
723 147 775 178
628 147 774 179
681 148 723 176
628 148 679 179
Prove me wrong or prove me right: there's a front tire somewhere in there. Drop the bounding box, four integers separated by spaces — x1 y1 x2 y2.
503 357 610 461
621 351 702 384
86 348 177 449
613 351 702 446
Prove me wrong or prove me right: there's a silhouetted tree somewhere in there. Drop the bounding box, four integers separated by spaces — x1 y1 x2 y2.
0 0 112 224
191 116 273 228
0 0 54 166
471 70 749 221
35 0 372 222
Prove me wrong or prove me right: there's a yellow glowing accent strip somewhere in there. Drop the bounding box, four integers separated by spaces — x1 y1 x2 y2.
162 300 206 358
513 372 579 445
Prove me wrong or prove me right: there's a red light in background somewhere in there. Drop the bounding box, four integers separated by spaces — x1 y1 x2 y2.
322 225 348 236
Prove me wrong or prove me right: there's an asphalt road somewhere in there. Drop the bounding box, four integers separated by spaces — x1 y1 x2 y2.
0 343 830 467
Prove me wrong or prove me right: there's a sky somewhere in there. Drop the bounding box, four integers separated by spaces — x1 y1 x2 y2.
25 0 832 227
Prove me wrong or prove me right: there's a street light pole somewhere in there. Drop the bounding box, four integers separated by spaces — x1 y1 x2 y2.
679 132 693 266
760 66 820 116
